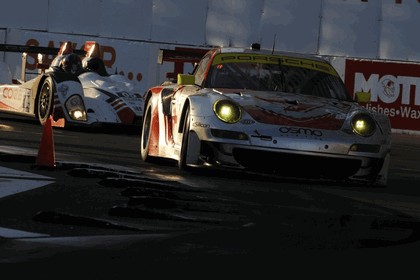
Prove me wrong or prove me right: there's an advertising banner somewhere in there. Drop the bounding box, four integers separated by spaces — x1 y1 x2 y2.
345 59 420 132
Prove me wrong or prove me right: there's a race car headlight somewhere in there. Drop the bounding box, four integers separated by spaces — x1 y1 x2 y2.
213 99 242 124
65 94 87 121
351 113 376 137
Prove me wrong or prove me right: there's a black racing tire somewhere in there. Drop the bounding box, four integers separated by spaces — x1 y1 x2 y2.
178 106 191 170
37 78 54 125
140 99 152 162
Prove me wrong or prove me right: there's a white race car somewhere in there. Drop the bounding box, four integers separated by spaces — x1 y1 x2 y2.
0 41 143 127
141 44 392 186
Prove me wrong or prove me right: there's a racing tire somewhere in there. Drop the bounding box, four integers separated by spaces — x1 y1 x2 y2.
37 78 54 125
140 99 152 162
178 106 191 170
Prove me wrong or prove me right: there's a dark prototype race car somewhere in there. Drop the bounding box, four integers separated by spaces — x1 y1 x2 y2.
141 44 392 186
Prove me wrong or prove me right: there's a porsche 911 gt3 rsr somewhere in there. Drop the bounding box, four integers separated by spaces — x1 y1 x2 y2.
141 44 392 186
0 41 143 127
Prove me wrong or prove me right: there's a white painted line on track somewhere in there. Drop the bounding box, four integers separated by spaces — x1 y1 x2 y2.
0 146 55 197
17 233 169 246
0 166 55 198
0 145 37 156
0 166 54 238
0 166 54 180
0 160 55 238
0 178 55 198
0 226 49 238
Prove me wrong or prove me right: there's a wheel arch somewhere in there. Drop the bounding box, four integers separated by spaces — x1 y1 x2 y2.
142 89 161 157
35 72 82 124
143 90 153 110
33 75 51 116
178 98 202 168
178 98 191 134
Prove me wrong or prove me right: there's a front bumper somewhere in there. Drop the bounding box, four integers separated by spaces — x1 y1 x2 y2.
188 120 391 186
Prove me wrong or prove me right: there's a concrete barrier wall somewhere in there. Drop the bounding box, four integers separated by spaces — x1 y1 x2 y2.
1 0 420 133
2 0 420 61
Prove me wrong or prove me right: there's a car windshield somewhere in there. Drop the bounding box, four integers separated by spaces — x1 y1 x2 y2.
205 53 351 101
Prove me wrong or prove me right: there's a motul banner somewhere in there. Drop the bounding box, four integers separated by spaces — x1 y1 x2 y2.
345 59 420 131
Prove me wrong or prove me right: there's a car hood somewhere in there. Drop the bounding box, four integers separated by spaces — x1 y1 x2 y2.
79 72 139 96
214 89 354 130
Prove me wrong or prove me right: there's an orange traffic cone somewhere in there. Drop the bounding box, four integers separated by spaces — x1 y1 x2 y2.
35 116 56 168
52 117 65 128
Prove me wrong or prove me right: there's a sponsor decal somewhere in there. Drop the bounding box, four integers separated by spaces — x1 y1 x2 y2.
240 119 255 125
243 102 346 130
116 91 143 99
59 84 69 97
1 87 29 112
279 126 323 138
2 87 21 100
345 59 420 130
193 122 210 128
213 54 337 76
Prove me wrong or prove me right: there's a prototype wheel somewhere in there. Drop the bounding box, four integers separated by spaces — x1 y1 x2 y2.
140 99 152 162
178 106 191 170
37 78 54 125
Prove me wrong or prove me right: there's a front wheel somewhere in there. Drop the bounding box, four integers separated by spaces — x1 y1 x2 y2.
140 99 152 162
37 78 54 125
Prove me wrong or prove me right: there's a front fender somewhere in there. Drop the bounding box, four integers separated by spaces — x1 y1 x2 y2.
47 73 85 124
187 94 221 117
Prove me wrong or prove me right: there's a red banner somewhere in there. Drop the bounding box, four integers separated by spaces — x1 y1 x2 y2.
345 59 420 131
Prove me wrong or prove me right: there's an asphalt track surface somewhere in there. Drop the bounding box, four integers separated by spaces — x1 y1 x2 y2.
1 133 420 277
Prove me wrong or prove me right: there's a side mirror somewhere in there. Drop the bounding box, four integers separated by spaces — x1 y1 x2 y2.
355 91 371 103
177 74 195 86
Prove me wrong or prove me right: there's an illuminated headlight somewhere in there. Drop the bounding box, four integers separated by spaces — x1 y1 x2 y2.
65 94 87 121
213 99 242 123
351 113 376 137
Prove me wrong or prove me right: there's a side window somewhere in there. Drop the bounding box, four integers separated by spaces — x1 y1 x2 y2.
194 54 211 86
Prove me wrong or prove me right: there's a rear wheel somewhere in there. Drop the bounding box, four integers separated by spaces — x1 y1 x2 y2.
37 78 54 125
140 99 152 162
178 106 191 170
